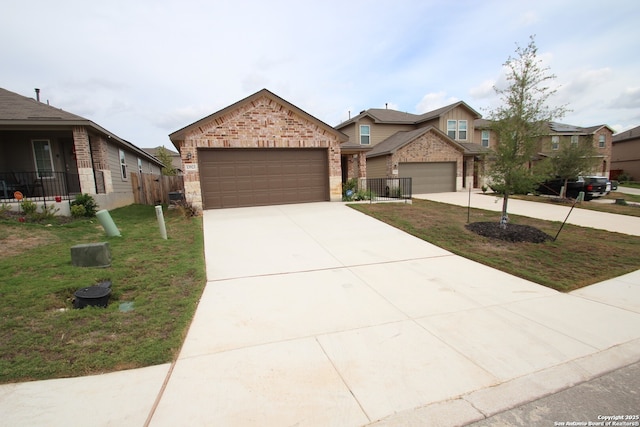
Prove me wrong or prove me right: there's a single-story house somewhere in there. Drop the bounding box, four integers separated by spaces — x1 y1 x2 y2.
335 102 486 192
611 125 640 180
0 87 163 214
169 89 348 211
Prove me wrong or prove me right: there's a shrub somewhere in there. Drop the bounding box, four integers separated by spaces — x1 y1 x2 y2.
617 172 633 183
175 200 199 218
71 194 98 217
28 204 59 222
70 204 87 218
21 200 37 215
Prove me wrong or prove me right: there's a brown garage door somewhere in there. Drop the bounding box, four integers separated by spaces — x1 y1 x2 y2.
198 148 329 209
399 162 456 194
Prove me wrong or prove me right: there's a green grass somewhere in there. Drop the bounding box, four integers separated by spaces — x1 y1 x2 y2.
0 205 205 384
351 199 640 293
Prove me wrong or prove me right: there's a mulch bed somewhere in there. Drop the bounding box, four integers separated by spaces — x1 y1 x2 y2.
466 222 553 243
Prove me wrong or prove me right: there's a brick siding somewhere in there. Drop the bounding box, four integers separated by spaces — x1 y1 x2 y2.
179 95 342 210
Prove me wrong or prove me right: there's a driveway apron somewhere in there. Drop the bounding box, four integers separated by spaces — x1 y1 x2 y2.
149 202 640 426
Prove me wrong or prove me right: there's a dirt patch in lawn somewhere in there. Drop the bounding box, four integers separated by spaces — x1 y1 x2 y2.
466 222 552 243
0 225 59 257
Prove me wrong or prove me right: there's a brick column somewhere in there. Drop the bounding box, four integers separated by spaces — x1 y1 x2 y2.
179 141 203 212
357 153 367 190
73 126 96 195
90 135 113 193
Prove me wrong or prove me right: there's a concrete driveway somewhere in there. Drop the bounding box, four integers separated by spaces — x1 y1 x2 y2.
149 202 640 426
2 200 638 426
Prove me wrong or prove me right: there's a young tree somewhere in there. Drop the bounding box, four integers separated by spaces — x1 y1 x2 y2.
489 35 567 226
156 146 177 176
547 137 600 198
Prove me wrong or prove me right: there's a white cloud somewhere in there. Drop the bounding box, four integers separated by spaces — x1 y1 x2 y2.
416 92 459 114
612 87 640 109
469 80 496 99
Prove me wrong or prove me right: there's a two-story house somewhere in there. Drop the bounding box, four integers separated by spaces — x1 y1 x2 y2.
611 125 640 180
475 119 614 178
336 101 485 194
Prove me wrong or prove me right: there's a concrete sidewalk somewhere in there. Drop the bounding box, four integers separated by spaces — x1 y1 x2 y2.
415 190 640 236
1 201 639 426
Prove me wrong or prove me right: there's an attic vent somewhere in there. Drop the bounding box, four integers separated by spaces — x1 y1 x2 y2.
359 110 365 114
27 116 63 120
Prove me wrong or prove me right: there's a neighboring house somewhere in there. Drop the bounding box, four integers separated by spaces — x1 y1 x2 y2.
169 89 347 211
335 102 485 193
611 125 640 180
475 120 614 177
541 122 613 176
0 87 163 214
142 146 184 175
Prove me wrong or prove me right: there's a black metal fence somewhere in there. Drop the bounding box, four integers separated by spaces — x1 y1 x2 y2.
0 171 81 202
365 177 412 203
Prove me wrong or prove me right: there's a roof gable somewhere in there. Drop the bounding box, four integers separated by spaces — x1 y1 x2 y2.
367 126 466 158
416 101 482 123
335 101 482 129
169 88 347 143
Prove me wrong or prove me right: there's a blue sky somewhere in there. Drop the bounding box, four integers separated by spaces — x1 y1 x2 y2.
2 0 639 148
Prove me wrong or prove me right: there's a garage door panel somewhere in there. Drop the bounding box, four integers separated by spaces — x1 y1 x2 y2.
199 148 329 209
399 162 456 194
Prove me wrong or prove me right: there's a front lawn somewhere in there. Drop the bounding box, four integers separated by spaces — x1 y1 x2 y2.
350 199 640 292
502 192 640 217
0 205 205 384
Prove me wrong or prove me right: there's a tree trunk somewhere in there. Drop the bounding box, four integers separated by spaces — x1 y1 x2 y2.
500 192 509 228
561 178 569 198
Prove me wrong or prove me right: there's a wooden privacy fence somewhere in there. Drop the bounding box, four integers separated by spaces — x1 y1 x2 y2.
131 172 184 205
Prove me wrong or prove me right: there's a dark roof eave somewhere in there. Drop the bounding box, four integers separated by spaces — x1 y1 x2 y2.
169 88 348 144
0 119 163 167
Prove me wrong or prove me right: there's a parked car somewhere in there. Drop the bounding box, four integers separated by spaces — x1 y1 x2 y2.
536 176 608 200
583 176 609 198
611 180 619 191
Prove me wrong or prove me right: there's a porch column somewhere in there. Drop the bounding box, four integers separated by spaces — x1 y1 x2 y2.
73 126 96 195
90 135 113 193
357 153 367 190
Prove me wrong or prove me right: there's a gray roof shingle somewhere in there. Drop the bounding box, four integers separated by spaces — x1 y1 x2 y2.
0 87 86 122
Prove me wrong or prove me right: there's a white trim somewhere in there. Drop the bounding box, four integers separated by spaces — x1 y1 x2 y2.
447 120 456 139
360 124 370 145
31 139 55 179
119 149 128 181
481 130 489 148
458 120 468 141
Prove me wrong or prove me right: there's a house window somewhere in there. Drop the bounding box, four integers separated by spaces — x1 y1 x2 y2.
360 125 370 145
598 134 605 148
571 135 579 145
32 139 54 178
481 130 490 148
458 120 468 140
551 136 559 150
137 158 143 174
119 149 128 180
447 120 457 139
